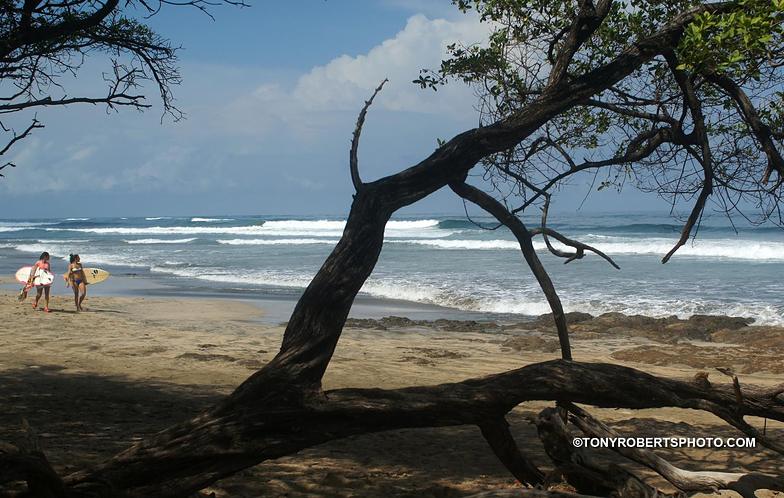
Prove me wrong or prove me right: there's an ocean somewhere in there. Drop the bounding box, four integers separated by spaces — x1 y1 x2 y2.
1 213 783 325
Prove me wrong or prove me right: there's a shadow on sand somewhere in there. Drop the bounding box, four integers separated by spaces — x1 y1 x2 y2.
1 366 780 497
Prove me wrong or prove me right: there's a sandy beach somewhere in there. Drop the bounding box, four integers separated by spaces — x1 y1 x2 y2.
1 288 782 497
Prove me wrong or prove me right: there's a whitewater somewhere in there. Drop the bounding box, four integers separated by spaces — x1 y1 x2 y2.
1 213 783 325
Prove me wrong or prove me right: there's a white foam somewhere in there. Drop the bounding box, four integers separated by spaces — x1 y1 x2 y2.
46 219 454 239
0 221 58 231
260 220 346 231
0 221 56 227
191 217 234 222
125 238 198 245
149 266 315 289
391 237 784 261
48 226 267 235
140 263 784 326
260 219 440 231
257 219 448 238
577 237 784 261
395 239 520 250
7 243 147 267
36 239 89 244
217 238 338 246
145 217 168 221
387 219 441 229
65 218 90 221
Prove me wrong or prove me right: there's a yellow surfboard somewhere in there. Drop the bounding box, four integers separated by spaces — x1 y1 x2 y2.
81 268 110 285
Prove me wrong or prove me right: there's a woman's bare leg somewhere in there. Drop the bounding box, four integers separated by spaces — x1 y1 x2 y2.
33 287 42 308
78 283 87 311
43 287 50 310
73 285 80 311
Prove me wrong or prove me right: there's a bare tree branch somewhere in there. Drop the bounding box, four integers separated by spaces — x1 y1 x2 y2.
661 52 714 264
349 78 387 192
706 71 784 184
546 0 613 89
566 402 784 497
480 417 545 486
449 180 573 361
0 118 42 157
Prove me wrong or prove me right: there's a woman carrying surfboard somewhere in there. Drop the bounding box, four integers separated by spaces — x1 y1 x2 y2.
28 252 53 312
64 254 88 312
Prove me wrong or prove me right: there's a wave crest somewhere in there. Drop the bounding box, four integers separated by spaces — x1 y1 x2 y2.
125 238 197 244
217 238 337 246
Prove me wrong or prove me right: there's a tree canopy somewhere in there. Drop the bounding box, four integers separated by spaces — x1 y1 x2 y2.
416 0 784 243
0 0 244 176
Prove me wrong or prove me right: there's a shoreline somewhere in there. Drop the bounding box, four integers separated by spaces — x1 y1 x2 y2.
0 248 516 325
1 290 782 496
3 248 782 327
3 266 783 331
0 272 497 326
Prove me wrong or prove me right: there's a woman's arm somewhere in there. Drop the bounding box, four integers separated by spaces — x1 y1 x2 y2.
26 265 36 286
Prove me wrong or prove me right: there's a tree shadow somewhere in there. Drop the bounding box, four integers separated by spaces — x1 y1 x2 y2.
219 410 783 497
0 365 219 472
1 367 780 497
46 308 127 314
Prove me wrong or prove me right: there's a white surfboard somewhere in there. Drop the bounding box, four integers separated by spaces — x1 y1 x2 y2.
15 266 55 286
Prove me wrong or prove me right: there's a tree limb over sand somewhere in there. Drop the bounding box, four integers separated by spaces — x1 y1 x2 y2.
2 361 778 497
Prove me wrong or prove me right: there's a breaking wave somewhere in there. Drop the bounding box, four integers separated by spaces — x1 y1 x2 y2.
217 238 338 246
125 238 198 245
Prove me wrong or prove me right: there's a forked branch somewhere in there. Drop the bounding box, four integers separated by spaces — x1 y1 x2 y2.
531 196 620 269
662 53 714 264
529 227 620 269
0 118 42 157
449 180 573 360
705 72 784 185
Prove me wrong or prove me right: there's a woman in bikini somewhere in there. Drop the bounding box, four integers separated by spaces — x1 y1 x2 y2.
28 251 52 312
64 253 87 312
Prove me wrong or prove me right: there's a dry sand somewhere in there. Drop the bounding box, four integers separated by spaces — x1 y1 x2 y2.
0 290 782 497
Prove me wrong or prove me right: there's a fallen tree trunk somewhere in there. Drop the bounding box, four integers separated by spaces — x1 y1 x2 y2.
43 360 782 497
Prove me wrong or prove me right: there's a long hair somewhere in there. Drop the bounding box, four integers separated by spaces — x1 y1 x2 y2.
39 252 49 260
69 254 79 263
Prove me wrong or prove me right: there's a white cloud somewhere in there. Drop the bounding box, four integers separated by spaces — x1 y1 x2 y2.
67 145 97 162
0 11 492 200
381 0 461 19
215 13 489 141
290 14 488 114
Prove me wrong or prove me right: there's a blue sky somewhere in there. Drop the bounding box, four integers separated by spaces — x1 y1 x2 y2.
0 0 664 218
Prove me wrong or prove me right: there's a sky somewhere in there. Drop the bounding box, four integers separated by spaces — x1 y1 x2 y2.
0 0 666 218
